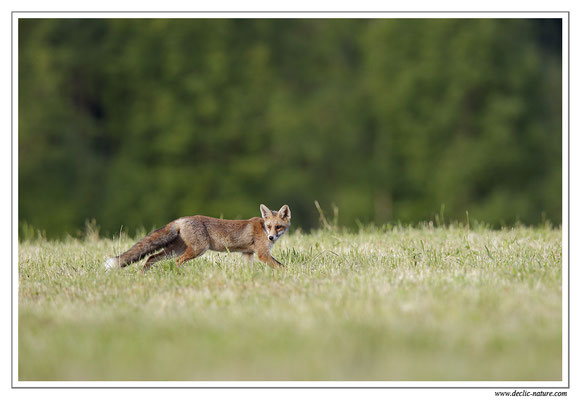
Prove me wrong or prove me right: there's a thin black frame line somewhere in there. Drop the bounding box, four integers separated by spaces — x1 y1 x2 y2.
567 10 571 390
10 10 14 390
11 11 571 390
11 10 570 14
12 385 574 390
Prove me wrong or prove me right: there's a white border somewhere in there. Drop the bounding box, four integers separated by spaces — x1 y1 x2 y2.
561 12 570 390
10 11 570 19
12 9 19 391
11 10 570 390
9 380 573 388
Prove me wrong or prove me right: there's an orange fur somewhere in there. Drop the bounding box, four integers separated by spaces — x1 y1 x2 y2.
105 204 291 273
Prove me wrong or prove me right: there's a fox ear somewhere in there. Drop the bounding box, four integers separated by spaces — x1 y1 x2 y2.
260 204 272 218
278 205 291 220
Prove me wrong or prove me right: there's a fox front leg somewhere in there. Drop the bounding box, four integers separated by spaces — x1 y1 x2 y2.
257 251 284 270
243 253 255 266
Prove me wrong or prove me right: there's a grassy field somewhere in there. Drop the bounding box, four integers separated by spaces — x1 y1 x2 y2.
18 224 562 381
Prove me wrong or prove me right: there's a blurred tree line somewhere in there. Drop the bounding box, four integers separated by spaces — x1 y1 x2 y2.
18 18 562 238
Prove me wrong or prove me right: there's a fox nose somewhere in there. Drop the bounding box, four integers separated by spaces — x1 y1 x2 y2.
268 235 274 241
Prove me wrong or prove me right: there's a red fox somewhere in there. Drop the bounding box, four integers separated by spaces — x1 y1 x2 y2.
104 204 291 272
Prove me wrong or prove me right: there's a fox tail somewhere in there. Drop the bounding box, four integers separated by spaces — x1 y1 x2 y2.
104 222 179 270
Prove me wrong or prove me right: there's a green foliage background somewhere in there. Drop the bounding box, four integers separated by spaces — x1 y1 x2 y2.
18 18 562 237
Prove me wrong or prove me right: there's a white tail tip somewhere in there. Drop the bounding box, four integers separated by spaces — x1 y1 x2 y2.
104 257 120 271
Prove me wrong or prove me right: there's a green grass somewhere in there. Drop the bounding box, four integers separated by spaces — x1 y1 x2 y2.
18 225 562 381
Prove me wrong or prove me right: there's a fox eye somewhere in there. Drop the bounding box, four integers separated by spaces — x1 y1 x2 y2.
276 225 282 230
266 225 271 229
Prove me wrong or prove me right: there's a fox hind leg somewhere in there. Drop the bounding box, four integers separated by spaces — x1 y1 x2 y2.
142 251 170 273
141 237 187 273
176 244 209 267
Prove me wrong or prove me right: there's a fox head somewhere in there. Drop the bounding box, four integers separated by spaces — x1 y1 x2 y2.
260 204 291 243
